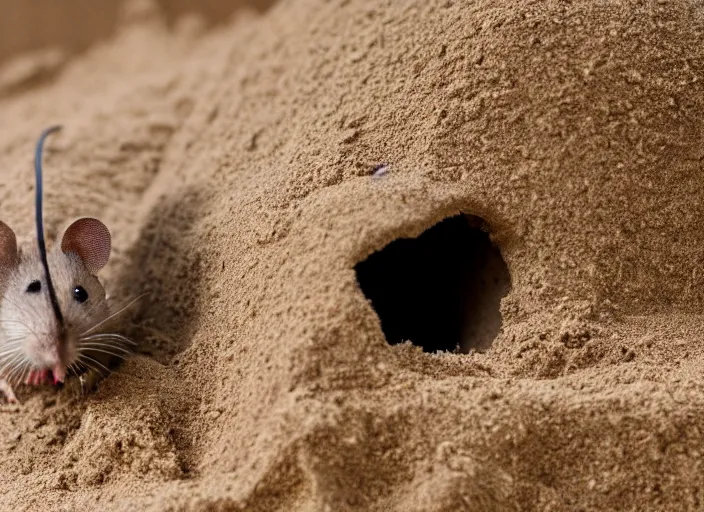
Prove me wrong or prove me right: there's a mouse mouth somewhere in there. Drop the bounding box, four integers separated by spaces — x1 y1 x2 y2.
25 364 66 387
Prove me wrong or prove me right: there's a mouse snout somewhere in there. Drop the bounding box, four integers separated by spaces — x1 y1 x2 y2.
27 334 60 364
24 329 75 382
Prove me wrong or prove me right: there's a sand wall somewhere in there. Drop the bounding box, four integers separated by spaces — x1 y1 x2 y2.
0 0 703 510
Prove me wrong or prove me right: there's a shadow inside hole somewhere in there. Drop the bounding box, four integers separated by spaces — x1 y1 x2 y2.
355 215 511 354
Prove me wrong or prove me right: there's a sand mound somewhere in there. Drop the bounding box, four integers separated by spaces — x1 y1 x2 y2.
1 0 703 510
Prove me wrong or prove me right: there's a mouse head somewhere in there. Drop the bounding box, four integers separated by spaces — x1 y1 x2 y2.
0 218 111 384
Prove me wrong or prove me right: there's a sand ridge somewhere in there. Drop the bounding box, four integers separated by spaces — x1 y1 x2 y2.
0 0 703 510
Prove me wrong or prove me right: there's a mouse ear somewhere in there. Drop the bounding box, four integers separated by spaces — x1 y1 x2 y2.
0 221 18 272
60 218 111 274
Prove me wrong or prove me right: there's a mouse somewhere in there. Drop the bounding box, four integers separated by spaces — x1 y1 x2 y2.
0 126 132 404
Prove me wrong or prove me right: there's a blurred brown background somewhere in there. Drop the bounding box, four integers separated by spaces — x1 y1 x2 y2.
0 0 274 66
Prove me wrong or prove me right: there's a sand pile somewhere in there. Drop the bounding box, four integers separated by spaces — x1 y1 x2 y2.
0 0 703 509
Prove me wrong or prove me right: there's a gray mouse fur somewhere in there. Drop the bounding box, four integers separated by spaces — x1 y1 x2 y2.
0 219 119 403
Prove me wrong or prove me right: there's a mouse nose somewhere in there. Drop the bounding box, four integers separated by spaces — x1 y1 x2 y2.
42 343 61 365
52 364 66 384
42 346 66 384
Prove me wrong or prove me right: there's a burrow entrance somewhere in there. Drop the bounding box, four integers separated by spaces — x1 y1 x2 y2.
355 215 511 353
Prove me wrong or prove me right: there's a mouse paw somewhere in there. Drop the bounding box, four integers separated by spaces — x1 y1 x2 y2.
0 379 18 404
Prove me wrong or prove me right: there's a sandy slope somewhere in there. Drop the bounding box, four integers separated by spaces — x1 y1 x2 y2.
0 0 703 510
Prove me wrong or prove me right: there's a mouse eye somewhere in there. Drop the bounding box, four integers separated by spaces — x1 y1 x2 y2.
26 280 41 293
73 286 88 304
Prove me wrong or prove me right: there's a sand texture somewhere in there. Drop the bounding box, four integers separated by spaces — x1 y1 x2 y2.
0 0 703 510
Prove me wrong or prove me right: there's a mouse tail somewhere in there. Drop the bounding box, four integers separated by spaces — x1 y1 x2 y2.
34 125 65 330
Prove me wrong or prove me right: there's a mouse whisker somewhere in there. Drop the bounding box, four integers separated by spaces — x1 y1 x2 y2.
3 341 26 350
80 293 150 337
19 365 32 386
69 362 84 379
0 327 32 341
1 350 25 373
79 348 128 360
79 333 137 346
8 365 23 386
78 345 132 359
0 339 27 355
0 350 22 363
79 340 132 350
78 338 137 350
0 333 26 342
1 296 45 342
79 335 131 343
7 360 28 386
77 354 111 376
2 334 27 342
0 345 21 359
0 320 34 328
70 361 87 378
0 315 37 322
0 325 25 333
79 342 132 354
14 362 31 385
75 357 101 378
80 343 131 353
0 353 23 379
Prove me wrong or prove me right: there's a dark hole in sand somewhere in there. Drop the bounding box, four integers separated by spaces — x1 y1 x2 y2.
355 215 511 353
